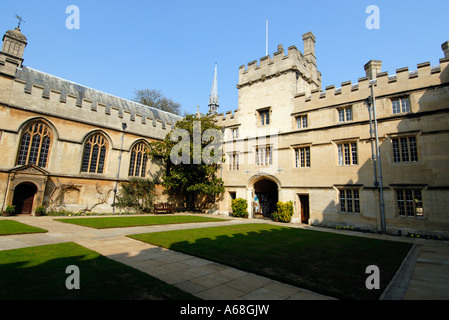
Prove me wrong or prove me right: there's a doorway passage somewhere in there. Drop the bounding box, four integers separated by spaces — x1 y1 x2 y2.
298 194 310 224
254 179 278 218
12 182 37 214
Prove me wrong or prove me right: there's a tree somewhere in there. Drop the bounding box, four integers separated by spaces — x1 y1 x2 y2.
133 88 182 115
147 114 225 211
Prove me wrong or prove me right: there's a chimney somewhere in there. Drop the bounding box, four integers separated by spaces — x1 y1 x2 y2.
442 41 449 59
364 60 382 80
302 32 316 66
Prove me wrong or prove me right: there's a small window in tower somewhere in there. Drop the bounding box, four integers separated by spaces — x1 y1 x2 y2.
258 109 271 126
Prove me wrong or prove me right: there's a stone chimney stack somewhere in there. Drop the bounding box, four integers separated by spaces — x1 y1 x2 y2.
442 41 449 59
364 60 383 80
302 32 316 67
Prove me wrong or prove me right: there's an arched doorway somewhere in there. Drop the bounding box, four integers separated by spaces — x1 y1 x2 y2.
253 179 278 218
12 182 37 214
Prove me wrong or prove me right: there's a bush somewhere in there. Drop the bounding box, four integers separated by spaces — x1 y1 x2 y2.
115 178 156 213
276 201 293 223
35 205 47 215
231 198 248 218
2 205 15 216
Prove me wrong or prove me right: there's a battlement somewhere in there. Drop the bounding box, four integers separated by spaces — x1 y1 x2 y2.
215 109 240 127
294 56 449 110
237 32 321 89
4 66 182 140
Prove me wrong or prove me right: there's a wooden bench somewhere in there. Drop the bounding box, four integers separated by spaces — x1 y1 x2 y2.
154 203 175 214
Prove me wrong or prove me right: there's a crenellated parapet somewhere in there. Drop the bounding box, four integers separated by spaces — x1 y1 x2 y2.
215 109 240 128
237 32 321 91
4 66 182 139
294 57 449 111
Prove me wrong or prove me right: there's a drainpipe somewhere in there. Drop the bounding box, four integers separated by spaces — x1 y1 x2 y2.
112 123 127 214
367 95 379 223
370 83 386 233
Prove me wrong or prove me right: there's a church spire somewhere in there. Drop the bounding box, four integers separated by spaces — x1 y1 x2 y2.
208 63 219 114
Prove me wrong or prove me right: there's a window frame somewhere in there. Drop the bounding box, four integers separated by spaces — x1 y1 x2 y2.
337 142 358 166
396 188 424 218
338 188 361 214
255 145 272 166
338 106 353 123
17 121 53 168
258 108 271 126
231 127 239 140
391 97 411 114
128 141 149 178
391 136 418 163
294 146 311 168
228 152 239 171
81 133 108 174
295 114 308 129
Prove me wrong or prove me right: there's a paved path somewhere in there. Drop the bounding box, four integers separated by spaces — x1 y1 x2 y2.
1 215 448 300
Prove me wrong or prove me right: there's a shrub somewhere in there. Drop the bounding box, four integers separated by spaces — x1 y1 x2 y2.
35 205 46 216
231 198 248 218
2 205 16 216
115 178 156 213
276 201 293 223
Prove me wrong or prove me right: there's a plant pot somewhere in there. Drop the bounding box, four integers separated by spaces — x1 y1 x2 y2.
243 214 248 219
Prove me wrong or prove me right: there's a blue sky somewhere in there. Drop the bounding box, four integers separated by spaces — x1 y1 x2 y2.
1 1 448 115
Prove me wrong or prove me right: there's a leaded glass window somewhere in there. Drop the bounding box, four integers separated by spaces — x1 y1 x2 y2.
81 134 108 174
17 122 52 168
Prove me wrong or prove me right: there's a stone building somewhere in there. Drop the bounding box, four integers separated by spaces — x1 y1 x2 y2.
0 26 182 215
216 32 449 237
1 23 449 238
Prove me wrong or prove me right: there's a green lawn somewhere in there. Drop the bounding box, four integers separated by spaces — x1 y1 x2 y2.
55 215 228 229
129 223 413 300
0 242 197 300
0 220 48 236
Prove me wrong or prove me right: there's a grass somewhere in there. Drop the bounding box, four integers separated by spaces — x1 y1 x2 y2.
129 223 413 300
54 215 228 229
0 220 48 236
0 242 197 300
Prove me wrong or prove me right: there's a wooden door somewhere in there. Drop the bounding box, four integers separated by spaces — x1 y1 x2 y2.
299 195 309 224
12 183 37 214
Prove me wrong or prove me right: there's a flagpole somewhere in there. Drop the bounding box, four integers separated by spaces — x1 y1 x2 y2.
266 20 268 56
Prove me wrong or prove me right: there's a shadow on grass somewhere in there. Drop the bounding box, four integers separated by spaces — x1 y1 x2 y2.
0 242 196 300
129 224 413 300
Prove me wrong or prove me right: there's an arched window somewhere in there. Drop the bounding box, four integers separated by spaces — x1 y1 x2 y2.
81 133 108 174
128 142 149 177
17 121 52 168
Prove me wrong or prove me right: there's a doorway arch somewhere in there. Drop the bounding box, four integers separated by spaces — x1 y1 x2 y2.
252 178 279 218
12 182 38 214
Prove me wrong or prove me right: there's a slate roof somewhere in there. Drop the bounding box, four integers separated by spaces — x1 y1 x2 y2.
15 66 183 128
